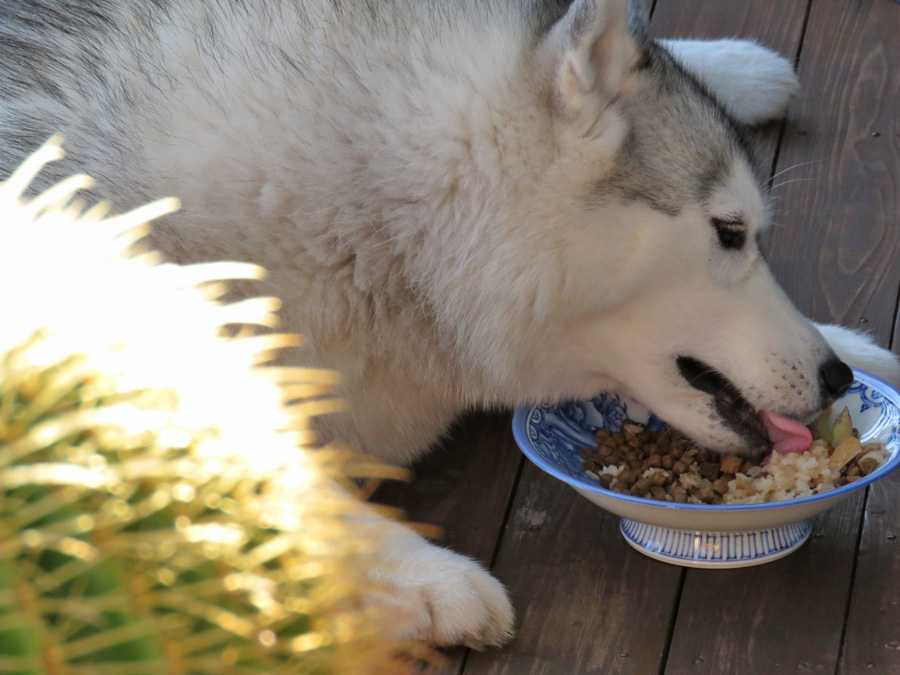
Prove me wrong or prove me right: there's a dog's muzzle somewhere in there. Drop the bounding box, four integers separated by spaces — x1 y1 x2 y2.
675 356 766 442
675 354 855 452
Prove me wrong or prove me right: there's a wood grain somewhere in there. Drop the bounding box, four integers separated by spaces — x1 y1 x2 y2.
663 493 865 674
838 471 900 674
763 0 900 345
801 1 900 670
651 0 807 58
463 462 682 675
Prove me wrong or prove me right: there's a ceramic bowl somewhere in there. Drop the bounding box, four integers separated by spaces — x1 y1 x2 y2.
512 368 900 568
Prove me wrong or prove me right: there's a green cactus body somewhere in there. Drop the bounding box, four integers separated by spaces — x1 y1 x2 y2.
0 138 415 675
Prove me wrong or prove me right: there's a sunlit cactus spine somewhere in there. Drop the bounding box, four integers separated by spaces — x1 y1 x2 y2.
0 137 423 675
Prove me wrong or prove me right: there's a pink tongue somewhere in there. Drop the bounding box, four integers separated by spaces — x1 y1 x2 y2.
762 411 812 455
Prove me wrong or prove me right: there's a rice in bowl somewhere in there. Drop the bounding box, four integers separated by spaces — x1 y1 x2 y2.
580 412 888 505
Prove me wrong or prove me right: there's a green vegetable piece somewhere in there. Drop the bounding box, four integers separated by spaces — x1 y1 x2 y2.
832 407 853 446
812 410 833 445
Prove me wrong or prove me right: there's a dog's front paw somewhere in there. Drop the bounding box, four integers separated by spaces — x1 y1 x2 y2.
370 532 514 649
662 39 800 126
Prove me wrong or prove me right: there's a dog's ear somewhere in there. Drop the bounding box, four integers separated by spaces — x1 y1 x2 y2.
543 0 637 123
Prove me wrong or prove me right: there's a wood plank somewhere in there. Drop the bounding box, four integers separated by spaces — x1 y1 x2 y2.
839 472 900 674
651 0 807 59
810 1 900 671
463 462 683 675
372 411 523 674
763 0 900 343
663 494 865 674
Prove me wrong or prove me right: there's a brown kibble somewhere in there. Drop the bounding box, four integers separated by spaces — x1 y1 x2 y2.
719 456 743 474
632 477 652 493
697 485 716 503
649 471 669 487
672 460 690 475
859 457 879 476
712 477 731 495
699 462 720 480
582 411 885 505
617 469 637 488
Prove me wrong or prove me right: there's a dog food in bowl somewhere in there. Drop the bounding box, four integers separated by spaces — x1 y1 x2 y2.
580 409 888 505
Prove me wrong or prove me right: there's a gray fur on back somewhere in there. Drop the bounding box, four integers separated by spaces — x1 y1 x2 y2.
0 0 576 192
0 0 731 209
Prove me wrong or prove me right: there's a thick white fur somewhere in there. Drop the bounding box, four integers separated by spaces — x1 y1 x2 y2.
661 39 801 126
3 0 899 651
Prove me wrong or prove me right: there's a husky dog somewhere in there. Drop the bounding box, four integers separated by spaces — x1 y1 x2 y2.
1 0 898 649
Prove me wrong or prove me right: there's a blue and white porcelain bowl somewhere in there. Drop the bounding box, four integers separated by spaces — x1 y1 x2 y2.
512 368 900 568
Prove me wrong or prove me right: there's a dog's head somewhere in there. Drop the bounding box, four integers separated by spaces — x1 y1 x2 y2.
491 0 851 457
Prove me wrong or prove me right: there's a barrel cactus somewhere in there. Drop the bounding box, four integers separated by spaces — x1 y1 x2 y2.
0 137 421 674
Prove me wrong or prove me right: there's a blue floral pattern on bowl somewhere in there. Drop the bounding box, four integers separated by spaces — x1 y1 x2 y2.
512 369 900 568
524 393 665 485
619 520 813 568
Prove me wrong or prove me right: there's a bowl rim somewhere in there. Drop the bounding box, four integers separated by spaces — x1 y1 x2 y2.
512 367 900 512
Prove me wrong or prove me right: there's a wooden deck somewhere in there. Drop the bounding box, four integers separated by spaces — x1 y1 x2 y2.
378 1 900 673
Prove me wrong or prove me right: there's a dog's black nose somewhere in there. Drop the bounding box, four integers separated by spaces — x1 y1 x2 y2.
819 357 854 400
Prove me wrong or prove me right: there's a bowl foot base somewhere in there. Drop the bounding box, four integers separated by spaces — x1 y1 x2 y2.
619 519 813 568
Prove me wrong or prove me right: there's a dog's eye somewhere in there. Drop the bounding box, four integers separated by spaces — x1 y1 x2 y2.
711 217 746 250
